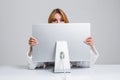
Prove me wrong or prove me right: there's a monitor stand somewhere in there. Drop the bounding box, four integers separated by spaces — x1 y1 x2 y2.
54 41 71 73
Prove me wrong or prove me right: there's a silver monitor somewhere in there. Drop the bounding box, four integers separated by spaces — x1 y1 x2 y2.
32 23 91 62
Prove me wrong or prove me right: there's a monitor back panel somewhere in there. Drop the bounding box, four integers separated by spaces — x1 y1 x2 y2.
32 23 91 62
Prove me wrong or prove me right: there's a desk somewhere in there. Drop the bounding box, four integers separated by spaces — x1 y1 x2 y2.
0 65 120 80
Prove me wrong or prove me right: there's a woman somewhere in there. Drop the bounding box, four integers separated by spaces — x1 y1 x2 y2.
28 8 99 69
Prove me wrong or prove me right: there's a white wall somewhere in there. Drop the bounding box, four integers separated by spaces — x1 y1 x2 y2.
0 0 120 65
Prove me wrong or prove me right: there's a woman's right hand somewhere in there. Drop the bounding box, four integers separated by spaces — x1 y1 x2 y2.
29 36 38 47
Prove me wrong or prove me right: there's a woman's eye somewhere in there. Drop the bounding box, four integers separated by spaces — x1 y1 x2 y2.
52 19 57 22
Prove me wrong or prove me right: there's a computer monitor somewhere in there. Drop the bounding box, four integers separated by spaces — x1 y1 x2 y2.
32 23 91 63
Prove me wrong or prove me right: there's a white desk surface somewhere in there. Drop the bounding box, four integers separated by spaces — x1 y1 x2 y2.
0 65 120 80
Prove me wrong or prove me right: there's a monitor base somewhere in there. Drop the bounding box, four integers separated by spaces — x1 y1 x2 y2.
54 41 71 73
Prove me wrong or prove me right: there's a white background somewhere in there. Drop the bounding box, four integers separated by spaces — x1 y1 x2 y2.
0 0 120 65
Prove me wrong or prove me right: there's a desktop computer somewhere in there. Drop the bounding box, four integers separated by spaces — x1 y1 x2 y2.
32 23 91 72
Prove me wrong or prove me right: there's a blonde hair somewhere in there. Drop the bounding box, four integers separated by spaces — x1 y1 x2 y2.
48 8 69 23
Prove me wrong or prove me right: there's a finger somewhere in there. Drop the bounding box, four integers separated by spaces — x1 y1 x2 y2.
86 37 93 41
87 38 93 42
29 42 37 46
30 36 37 40
29 39 36 42
29 40 37 43
30 38 36 41
87 39 93 42
87 37 92 39
84 40 93 45
29 38 38 43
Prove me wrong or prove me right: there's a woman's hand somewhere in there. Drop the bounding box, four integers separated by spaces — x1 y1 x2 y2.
84 37 94 47
29 36 38 47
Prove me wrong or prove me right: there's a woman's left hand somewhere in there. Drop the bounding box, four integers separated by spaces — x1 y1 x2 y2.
84 37 94 47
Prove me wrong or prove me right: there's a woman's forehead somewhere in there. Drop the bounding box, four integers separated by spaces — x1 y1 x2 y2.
52 13 63 19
